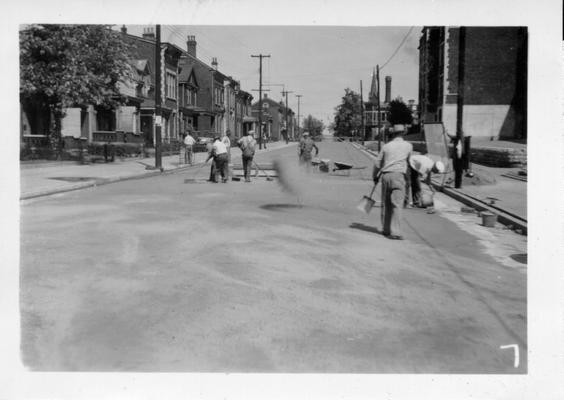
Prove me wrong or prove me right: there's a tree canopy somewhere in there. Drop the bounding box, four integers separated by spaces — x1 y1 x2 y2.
388 98 413 126
332 88 363 138
20 24 134 152
302 114 325 139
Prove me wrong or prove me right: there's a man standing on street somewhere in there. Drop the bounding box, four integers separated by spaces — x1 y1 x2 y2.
298 132 319 172
407 154 445 208
238 130 257 182
206 137 229 183
183 128 196 165
373 124 413 240
221 130 232 179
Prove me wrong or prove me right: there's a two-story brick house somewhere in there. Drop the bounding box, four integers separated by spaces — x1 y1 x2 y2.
252 94 288 141
123 27 185 146
236 89 255 139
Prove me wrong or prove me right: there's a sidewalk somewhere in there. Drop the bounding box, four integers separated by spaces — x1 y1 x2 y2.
20 140 291 200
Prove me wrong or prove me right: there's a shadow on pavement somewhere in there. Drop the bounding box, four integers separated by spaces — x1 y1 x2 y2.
510 253 527 264
260 203 305 211
349 222 383 235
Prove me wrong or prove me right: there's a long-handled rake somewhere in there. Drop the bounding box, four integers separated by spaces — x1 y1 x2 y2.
253 160 274 181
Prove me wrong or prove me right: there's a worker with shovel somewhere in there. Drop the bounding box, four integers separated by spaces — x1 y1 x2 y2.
373 124 413 240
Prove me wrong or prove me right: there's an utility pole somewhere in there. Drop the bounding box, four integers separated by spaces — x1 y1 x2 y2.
377 64 382 151
154 24 162 170
251 54 271 149
295 94 302 140
454 26 466 188
282 89 293 144
360 80 365 143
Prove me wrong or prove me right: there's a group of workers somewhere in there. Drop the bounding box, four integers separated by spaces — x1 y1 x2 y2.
182 129 258 183
373 124 445 240
183 124 445 241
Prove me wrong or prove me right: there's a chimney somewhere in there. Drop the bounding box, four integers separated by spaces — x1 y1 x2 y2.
385 76 392 103
211 57 218 70
142 27 155 40
186 35 197 57
120 25 127 34
264 93 268 99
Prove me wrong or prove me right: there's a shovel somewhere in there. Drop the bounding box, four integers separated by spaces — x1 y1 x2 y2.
357 184 377 214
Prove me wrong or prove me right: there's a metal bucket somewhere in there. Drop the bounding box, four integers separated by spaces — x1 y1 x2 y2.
481 212 497 227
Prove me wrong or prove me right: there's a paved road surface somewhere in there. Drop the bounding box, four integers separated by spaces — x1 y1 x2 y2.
20 140 527 373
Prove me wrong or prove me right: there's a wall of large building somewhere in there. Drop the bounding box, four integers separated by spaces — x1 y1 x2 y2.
444 27 527 139
419 26 527 140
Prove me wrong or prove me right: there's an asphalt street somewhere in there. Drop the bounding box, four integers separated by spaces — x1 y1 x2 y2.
20 140 527 373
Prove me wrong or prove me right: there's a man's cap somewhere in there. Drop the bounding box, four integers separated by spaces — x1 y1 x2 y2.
248 130 255 134
434 161 445 174
303 131 309 136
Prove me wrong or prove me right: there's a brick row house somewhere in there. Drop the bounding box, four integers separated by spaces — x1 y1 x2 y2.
20 26 255 158
418 26 527 140
251 93 296 142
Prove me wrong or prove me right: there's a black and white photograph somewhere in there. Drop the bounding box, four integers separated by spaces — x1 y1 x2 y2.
2 0 563 399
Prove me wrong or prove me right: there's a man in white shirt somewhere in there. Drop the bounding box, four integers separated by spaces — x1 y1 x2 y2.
183 130 196 165
237 130 257 182
372 124 413 239
206 137 229 183
221 130 232 178
408 154 445 208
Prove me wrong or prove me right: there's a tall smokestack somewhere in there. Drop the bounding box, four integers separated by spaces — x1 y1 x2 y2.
186 35 197 57
385 76 392 103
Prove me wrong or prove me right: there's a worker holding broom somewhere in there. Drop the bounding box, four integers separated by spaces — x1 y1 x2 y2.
206 137 229 183
373 124 413 240
237 130 257 182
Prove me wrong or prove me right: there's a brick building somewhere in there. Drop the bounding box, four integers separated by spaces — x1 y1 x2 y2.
418 27 527 140
251 94 295 141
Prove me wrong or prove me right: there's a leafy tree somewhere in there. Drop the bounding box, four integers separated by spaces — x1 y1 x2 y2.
302 114 325 140
20 24 133 156
388 97 413 126
332 88 362 138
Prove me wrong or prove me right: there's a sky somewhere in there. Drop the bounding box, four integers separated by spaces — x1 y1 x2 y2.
123 25 421 129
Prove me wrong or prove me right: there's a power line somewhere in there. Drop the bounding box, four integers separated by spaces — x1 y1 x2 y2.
380 27 414 70
165 26 255 74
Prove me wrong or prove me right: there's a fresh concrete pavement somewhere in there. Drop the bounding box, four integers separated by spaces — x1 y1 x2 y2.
19 140 526 373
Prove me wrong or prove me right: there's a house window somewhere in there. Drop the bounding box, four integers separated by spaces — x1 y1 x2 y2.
166 71 177 100
96 108 115 131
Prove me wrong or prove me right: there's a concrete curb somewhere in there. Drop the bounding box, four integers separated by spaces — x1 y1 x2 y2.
353 142 527 234
432 183 527 235
19 163 201 201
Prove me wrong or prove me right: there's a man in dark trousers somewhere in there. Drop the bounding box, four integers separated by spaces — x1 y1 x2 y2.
206 137 229 183
237 130 257 182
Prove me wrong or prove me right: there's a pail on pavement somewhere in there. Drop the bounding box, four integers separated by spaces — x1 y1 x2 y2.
481 212 497 227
